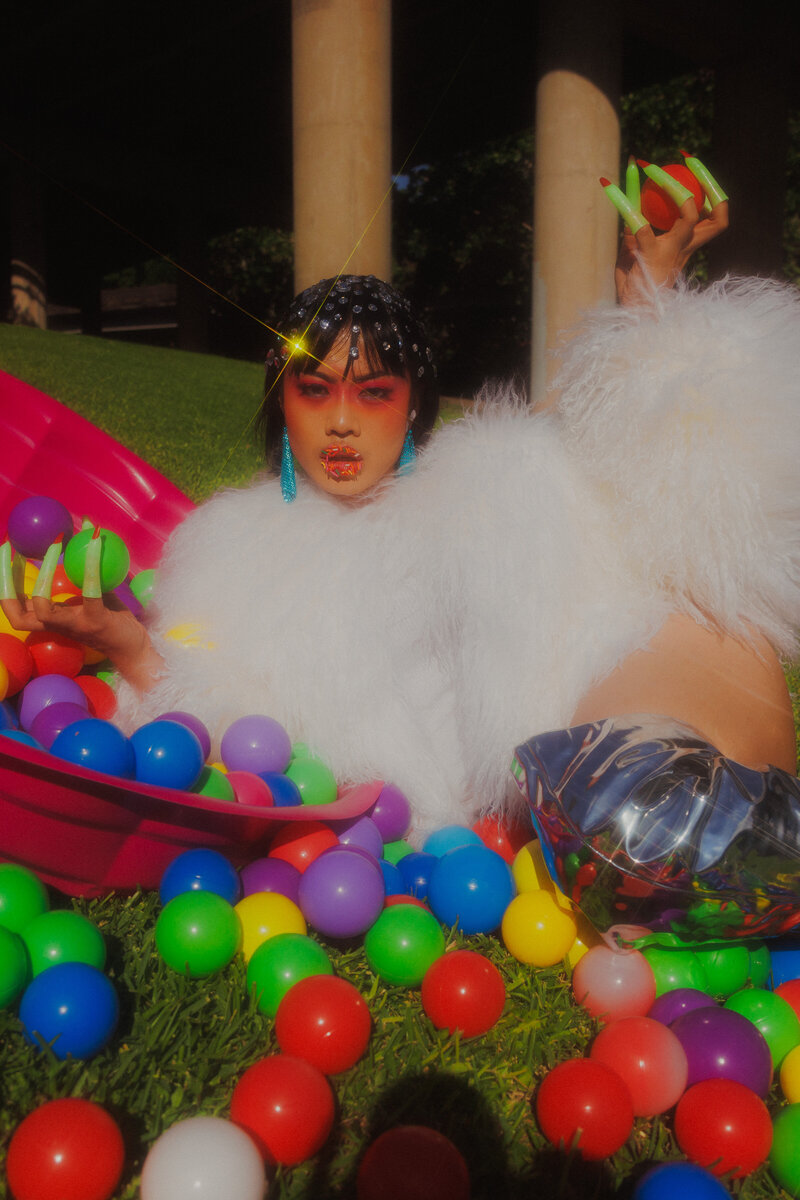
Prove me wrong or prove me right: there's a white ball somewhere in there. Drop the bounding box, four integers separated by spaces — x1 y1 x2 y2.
141 1116 266 1199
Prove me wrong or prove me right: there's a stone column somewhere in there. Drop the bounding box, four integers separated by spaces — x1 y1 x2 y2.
532 0 622 407
292 0 392 292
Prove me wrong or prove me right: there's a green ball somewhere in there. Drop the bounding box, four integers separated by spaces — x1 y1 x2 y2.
641 946 709 998
364 905 445 987
192 766 236 802
155 891 241 977
129 567 157 608
0 863 49 934
770 1103 800 1193
246 932 332 1016
285 757 338 806
693 942 750 999
382 840 414 866
63 527 130 592
22 910 106 977
748 941 772 988
725 987 800 1068
0 926 29 1007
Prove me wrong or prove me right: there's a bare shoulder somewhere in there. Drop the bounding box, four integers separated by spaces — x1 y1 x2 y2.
572 614 797 773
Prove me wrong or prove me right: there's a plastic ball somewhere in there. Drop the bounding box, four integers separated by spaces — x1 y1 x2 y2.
285 755 338 805
19 673 88 732
63 527 130 592
1 729 44 749
6 1098 125 1200
230 1054 335 1166
471 812 530 863
240 856 301 902
642 945 709 997
246 931 332 1016
572 945 656 1022
674 1077 772 1178
0 862 49 933
227 770 274 807
21 909 106 977
421 948 505 1038
140 1116 266 1200
269 819 339 872
0 698 19 730
275 973 372 1073
535 1057 634 1160
337 814 384 858
130 719 205 790
748 941 772 988
422 824 483 857
19 961 119 1059
648 987 716 1025
50 717 136 777
589 1015 688 1116
512 838 562 894
30 700 89 750
26 629 84 677
298 847 385 938
364 904 446 986
129 567 157 609
640 162 705 232
766 937 800 988
74 674 117 719
220 713 292 774
777 978 800 1021
190 764 235 800
160 848 241 906
259 770 302 806
235 890 306 961
397 851 437 900
781 1043 800 1101
382 838 414 864
0 924 29 1007
501 889 577 966
7 495 73 559
671 1005 773 1096
771 1103 800 1195
694 942 751 999
155 891 241 976
725 986 800 1067
159 709 211 759
380 859 404 896
369 783 412 841
0 632 34 696
427 844 515 934
356 1126 470 1200
632 1162 732 1199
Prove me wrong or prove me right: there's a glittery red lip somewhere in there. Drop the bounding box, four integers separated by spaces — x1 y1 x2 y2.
321 445 363 480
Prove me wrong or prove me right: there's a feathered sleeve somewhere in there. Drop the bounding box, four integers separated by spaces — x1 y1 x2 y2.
554 276 800 655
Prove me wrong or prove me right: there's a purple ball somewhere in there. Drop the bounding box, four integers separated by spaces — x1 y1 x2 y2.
31 702 94 750
240 857 302 903
648 988 717 1026
336 815 384 859
298 847 385 939
671 1004 773 1096
113 582 144 618
220 714 291 775
7 495 74 559
369 783 412 842
18 675 88 733
159 710 212 760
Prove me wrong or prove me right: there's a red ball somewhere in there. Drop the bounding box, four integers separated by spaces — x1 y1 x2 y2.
74 674 118 720
6 1098 125 1200
230 1054 335 1166
640 163 705 231
357 1126 470 1200
589 1016 688 1117
471 813 530 863
0 632 34 696
535 1058 634 1160
385 894 430 910
421 949 506 1038
268 821 339 873
674 1078 773 1178
275 975 372 1074
26 630 84 678
776 978 800 1022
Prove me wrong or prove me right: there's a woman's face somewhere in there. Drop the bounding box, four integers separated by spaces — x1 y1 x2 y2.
283 338 413 498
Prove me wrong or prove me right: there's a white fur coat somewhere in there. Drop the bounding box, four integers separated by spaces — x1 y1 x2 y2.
116 277 800 839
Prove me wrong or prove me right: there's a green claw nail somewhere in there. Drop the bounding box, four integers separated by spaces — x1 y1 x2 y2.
0 542 15 601
639 161 695 208
681 152 729 207
32 541 60 600
599 177 649 233
11 550 25 599
83 534 103 600
625 157 640 210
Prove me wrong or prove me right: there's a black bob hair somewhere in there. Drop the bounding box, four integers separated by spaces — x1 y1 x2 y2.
258 275 440 471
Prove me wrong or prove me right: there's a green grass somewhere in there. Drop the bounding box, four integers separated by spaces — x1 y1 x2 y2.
0 325 797 1198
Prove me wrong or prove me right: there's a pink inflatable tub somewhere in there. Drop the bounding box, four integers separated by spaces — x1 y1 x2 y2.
0 370 380 896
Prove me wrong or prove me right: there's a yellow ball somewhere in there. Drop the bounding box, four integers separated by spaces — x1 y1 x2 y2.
0 660 8 702
234 892 306 962
165 622 217 651
511 839 572 910
501 889 577 966
566 913 604 969
0 606 28 642
781 1043 800 1102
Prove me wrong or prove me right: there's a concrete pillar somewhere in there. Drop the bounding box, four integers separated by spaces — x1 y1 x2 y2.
292 0 392 292
532 0 622 407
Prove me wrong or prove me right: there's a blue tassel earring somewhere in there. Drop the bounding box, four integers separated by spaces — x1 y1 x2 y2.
396 429 416 476
280 426 297 502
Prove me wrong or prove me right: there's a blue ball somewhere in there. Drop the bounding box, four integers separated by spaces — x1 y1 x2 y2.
397 851 437 900
632 1163 730 1199
259 771 302 807
0 730 43 750
766 937 800 988
51 717 136 778
19 961 119 1060
160 849 241 906
427 844 515 934
0 700 19 731
379 859 404 897
422 824 483 857
130 719 204 790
